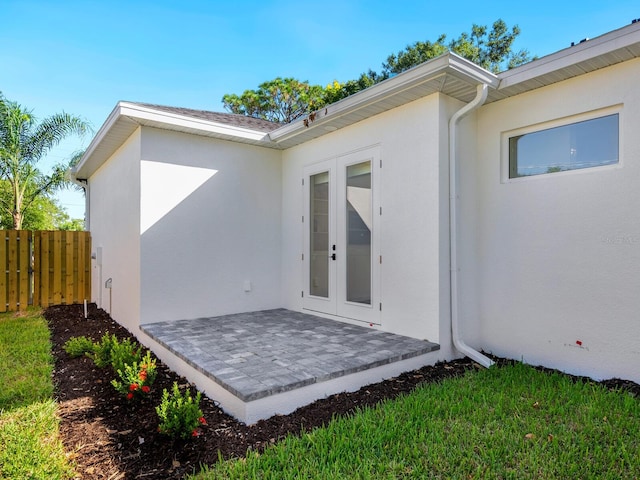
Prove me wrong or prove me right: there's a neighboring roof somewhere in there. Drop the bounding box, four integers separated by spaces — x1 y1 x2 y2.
75 20 640 178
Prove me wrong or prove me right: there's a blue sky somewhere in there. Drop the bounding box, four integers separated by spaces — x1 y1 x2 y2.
1 0 638 219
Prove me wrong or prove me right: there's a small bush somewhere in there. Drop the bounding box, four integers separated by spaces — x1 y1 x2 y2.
62 336 95 358
89 333 141 372
111 351 157 400
156 382 206 439
109 337 142 374
91 333 119 368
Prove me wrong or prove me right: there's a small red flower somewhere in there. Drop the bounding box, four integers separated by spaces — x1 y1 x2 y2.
126 392 134 400
139 370 148 381
141 385 150 393
198 416 207 425
129 383 139 391
192 429 200 437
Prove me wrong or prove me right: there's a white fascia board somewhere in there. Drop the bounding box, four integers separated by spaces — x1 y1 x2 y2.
269 53 498 144
73 102 131 179
117 102 271 142
74 102 273 179
498 21 640 89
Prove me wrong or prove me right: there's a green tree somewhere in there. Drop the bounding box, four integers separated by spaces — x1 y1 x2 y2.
322 70 387 105
383 19 533 76
224 19 533 121
381 34 449 77
222 77 327 123
0 180 82 230
0 93 89 229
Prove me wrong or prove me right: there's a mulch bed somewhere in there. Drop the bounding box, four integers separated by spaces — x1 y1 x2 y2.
44 304 640 480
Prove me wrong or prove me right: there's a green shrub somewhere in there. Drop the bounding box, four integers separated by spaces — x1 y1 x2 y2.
156 382 206 439
111 350 157 400
109 337 142 374
89 333 141 372
90 333 119 368
62 335 95 358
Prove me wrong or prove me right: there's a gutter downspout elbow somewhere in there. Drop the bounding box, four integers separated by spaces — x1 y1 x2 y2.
448 84 494 368
67 167 90 231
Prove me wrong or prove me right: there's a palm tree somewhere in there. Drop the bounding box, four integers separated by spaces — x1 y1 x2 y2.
0 93 90 229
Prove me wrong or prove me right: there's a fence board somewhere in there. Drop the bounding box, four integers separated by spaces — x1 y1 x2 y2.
0 230 91 312
0 234 5 312
39 231 50 307
52 231 62 304
18 231 29 309
7 231 18 311
77 233 86 301
64 232 74 303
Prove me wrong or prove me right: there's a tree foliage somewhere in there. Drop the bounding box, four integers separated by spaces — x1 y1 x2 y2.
222 77 326 124
0 93 89 229
223 20 534 122
0 180 82 230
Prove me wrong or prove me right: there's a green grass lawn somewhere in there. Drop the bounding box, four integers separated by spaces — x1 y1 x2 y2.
0 309 74 480
195 363 640 480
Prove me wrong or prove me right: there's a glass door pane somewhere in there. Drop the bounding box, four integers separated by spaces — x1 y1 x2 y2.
345 161 371 304
310 172 329 298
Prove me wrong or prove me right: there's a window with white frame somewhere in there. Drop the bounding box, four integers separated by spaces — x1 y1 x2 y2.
508 113 619 178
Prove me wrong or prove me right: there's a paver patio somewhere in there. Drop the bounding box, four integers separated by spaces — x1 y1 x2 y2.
141 309 439 403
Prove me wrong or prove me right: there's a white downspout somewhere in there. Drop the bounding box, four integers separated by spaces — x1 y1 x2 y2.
448 83 495 368
68 168 90 231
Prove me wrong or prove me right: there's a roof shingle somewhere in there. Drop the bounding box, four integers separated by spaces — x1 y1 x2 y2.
130 102 282 133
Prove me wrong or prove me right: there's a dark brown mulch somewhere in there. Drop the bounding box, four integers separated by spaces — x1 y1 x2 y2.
44 304 640 480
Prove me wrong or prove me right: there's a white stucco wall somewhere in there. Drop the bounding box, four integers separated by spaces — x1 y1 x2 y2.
282 94 453 348
88 129 141 334
139 127 282 324
467 58 640 382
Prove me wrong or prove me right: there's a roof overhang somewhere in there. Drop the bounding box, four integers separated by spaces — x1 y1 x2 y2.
489 20 640 103
74 102 278 179
268 52 499 149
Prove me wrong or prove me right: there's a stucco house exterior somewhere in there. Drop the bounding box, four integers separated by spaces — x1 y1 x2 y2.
74 21 640 421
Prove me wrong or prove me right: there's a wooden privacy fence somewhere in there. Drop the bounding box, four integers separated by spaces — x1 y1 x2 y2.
0 230 91 312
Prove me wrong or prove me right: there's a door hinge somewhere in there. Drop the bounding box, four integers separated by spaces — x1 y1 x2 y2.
302 215 304 223
302 178 304 186
301 253 304 261
379 302 382 311
379 158 382 168
379 255 382 264
379 206 382 215
301 290 304 298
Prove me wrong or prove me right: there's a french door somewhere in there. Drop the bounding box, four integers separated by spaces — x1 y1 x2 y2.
303 147 380 324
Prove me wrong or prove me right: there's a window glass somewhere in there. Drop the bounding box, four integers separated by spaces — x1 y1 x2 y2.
509 114 619 178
